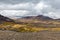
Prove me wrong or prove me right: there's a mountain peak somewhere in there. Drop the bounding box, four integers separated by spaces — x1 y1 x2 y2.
36 15 53 20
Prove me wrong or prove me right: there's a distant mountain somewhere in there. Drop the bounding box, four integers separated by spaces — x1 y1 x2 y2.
35 15 53 20
0 14 14 22
22 15 53 20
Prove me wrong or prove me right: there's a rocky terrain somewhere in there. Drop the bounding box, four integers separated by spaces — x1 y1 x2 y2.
0 30 60 40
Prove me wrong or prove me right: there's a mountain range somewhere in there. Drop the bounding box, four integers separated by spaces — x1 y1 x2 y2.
22 15 53 20
0 14 60 23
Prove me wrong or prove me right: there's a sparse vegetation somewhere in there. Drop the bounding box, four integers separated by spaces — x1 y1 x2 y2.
0 22 60 32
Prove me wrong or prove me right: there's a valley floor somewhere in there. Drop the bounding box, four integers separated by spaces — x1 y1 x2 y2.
0 30 60 40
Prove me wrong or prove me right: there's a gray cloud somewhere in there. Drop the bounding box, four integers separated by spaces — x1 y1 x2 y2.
0 0 60 19
0 0 40 4
0 3 35 10
44 0 60 9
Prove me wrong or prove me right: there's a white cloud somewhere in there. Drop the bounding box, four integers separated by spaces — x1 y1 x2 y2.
0 10 29 16
35 2 48 10
0 3 35 10
34 1 49 15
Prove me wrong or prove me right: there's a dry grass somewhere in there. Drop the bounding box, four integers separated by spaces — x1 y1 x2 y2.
0 21 60 32
0 23 60 32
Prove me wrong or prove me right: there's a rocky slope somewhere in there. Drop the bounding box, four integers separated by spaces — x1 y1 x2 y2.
0 30 60 40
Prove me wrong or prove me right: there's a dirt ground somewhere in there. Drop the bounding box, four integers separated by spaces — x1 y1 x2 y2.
0 30 60 40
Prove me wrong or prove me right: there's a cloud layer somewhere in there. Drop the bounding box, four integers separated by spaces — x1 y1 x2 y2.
0 0 60 19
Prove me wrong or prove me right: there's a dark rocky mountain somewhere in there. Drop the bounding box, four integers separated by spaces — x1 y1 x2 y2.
35 15 53 20
0 14 14 22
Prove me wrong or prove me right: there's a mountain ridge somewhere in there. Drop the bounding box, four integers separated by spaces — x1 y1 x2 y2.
0 14 14 23
21 15 53 20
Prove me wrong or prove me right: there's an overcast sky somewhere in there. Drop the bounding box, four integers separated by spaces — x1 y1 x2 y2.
0 0 60 19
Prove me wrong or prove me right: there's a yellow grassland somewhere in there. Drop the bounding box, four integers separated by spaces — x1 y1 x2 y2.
0 22 60 32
